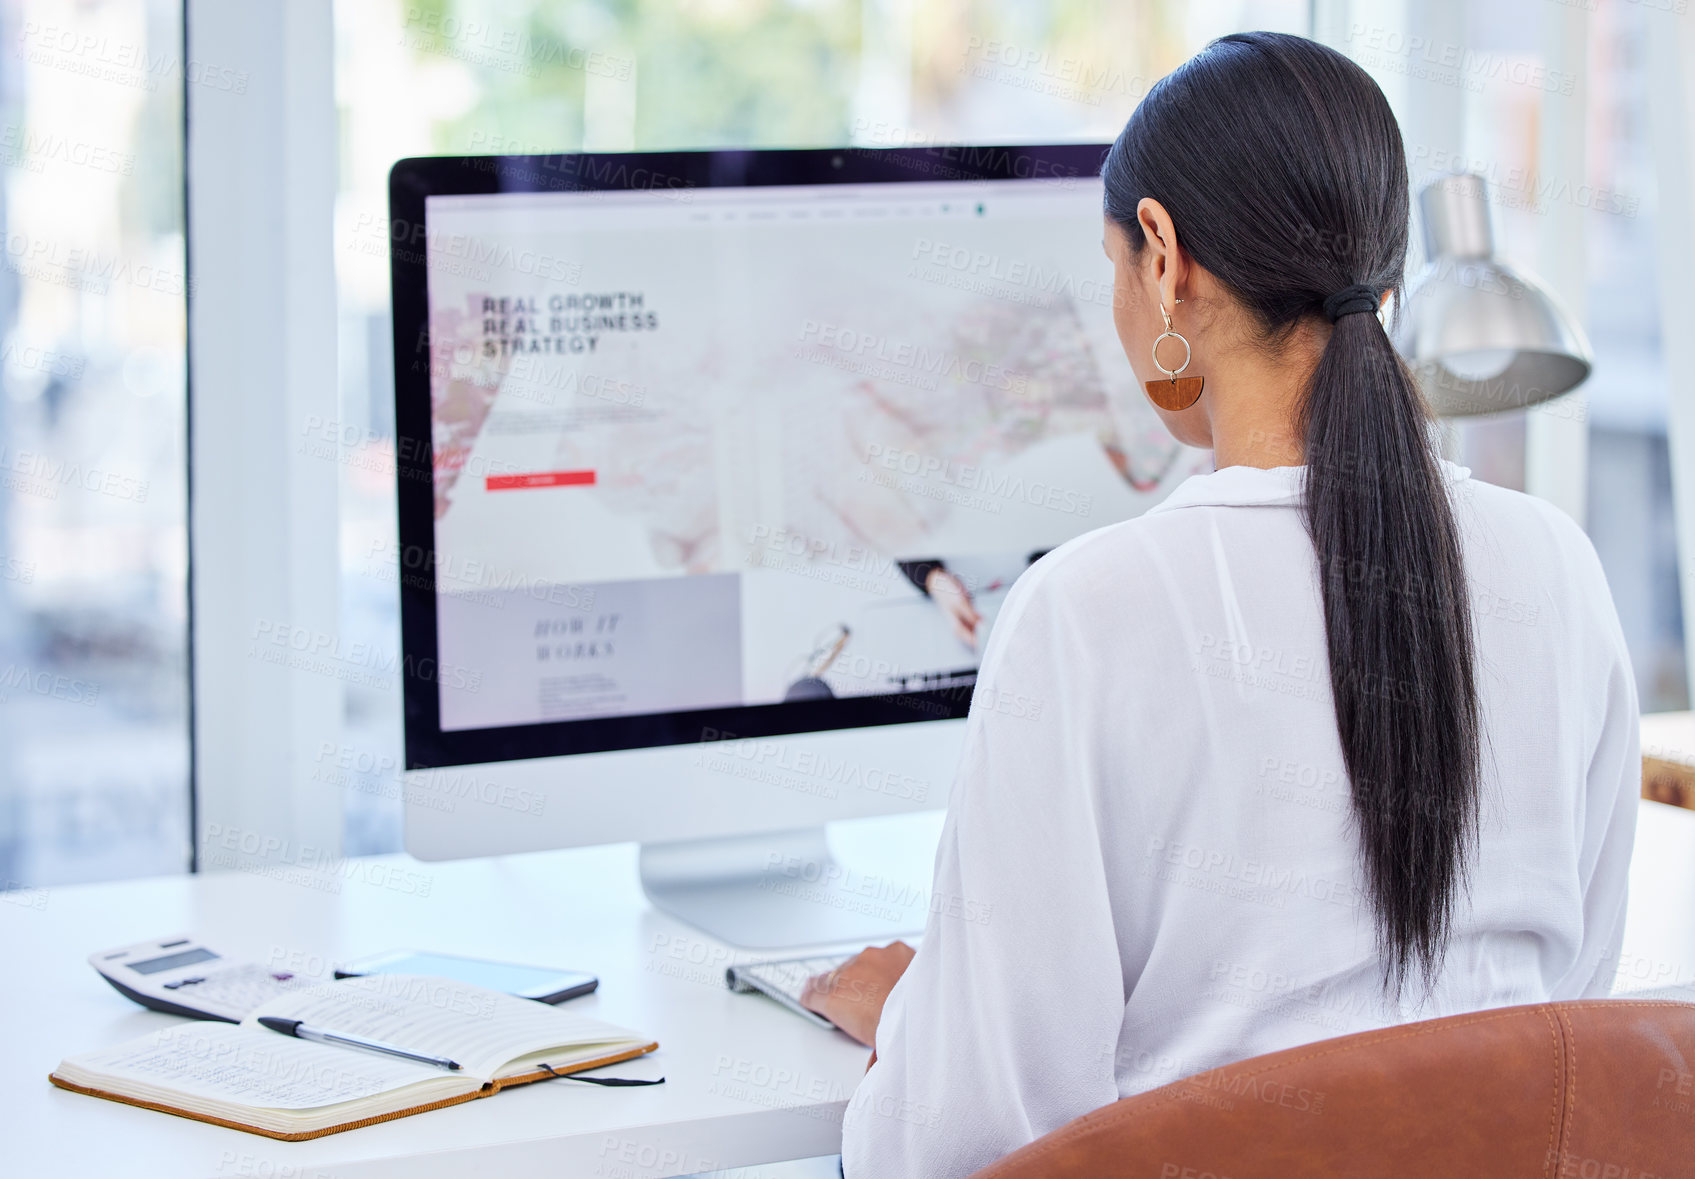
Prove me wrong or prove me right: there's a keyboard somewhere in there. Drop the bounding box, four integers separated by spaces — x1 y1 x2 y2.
726 953 853 1029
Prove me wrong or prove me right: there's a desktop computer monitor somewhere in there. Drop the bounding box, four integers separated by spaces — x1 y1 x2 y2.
389 145 1203 947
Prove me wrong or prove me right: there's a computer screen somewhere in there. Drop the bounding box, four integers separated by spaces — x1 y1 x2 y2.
392 148 1205 771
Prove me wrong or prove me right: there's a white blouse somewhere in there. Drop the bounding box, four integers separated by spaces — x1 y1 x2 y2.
840 462 1640 1178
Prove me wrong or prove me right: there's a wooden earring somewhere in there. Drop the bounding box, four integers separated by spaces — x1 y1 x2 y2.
1145 299 1203 411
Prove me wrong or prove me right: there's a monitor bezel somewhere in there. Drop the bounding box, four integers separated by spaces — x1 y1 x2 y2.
390 143 1110 770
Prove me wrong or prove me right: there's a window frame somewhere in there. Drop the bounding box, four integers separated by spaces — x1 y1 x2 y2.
185 0 344 871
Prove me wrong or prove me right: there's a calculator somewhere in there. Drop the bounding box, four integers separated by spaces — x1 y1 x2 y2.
89 935 316 1023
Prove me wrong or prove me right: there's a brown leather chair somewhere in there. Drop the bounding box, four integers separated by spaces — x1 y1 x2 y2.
969 1000 1695 1178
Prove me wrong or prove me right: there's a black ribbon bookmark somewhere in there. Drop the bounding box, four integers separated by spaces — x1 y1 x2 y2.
534 1062 666 1087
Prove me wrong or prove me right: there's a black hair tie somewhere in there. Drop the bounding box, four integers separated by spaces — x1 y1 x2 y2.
1322 284 1381 323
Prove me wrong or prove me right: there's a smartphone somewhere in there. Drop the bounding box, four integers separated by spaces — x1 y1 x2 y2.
334 950 598 1004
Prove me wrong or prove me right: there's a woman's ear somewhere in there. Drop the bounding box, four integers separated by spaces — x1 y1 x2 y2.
1135 197 1186 313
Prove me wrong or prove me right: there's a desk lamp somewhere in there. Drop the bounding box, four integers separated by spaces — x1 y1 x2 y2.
1393 172 1593 415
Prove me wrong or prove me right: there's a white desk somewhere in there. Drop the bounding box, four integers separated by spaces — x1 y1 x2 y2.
5 801 1693 1178
1 831 927 1179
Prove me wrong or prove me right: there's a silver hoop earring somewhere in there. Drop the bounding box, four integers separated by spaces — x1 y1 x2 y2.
1146 299 1204 412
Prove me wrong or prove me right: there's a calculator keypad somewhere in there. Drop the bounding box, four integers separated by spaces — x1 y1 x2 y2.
163 963 313 1019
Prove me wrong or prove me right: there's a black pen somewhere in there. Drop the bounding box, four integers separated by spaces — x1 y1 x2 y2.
256 1016 462 1071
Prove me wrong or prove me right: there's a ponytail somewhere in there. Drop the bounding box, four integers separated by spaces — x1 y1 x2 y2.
1304 298 1480 991
1104 31 1481 991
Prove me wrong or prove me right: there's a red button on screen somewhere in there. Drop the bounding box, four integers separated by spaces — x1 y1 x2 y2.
486 470 597 491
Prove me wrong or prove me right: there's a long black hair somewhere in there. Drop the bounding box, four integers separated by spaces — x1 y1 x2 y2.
1103 31 1480 991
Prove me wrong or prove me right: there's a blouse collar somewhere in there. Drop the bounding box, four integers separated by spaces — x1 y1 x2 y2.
1146 459 1473 515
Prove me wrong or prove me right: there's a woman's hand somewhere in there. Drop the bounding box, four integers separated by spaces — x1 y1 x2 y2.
798 941 915 1047
926 568 982 648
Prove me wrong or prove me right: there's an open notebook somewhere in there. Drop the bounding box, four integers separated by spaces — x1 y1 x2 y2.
49 974 658 1140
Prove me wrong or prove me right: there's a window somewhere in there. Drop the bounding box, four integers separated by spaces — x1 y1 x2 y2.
0 0 190 886
1581 2 1685 711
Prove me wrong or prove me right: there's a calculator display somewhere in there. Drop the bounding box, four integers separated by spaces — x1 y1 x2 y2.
127 947 220 975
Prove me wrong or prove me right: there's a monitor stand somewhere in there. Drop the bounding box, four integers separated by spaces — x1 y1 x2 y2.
639 826 928 949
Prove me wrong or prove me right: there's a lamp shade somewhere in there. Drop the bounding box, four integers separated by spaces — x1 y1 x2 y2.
1392 173 1592 417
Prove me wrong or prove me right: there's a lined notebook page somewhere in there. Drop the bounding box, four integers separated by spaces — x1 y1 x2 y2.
60 1023 445 1110
244 975 641 1081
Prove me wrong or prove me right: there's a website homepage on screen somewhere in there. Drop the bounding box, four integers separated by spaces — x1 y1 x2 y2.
423 179 1203 733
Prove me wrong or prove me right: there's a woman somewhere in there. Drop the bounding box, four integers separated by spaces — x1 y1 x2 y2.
803 31 1639 1178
